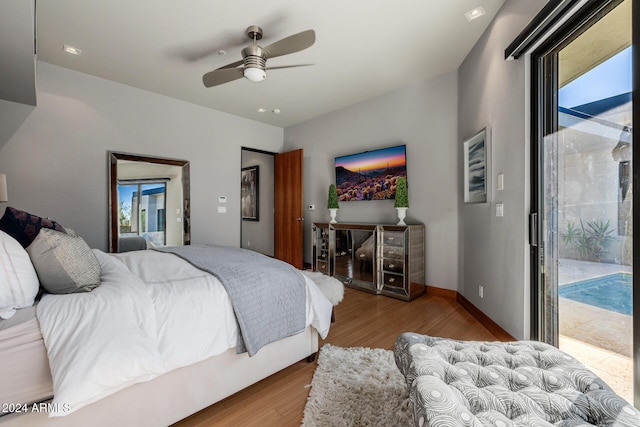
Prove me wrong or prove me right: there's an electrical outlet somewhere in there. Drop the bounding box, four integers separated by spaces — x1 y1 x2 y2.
479 285 484 299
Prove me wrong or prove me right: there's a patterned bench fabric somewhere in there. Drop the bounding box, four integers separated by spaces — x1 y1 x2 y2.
394 333 640 427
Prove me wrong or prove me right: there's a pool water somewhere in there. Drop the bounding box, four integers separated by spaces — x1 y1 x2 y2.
559 273 632 315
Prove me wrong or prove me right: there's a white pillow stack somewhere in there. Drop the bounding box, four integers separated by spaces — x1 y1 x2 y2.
0 231 40 319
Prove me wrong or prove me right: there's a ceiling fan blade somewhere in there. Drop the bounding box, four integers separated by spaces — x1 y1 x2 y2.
202 68 244 87
263 30 315 59
266 64 314 70
173 31 248 62
218 59 244 70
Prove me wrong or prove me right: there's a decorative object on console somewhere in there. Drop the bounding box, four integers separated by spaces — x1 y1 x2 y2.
394 176 409 225
463 128 490 203
327 184 339 223
241 165 260 221
0 173 7 202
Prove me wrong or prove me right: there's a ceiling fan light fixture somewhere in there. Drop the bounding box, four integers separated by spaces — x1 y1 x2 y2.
244 67 266 83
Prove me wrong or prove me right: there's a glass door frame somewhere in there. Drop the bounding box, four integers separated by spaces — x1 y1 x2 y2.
529 0 639 407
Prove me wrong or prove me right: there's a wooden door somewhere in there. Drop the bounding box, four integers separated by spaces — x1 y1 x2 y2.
274 149 304 268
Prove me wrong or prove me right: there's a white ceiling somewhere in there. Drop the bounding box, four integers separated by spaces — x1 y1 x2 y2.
35 0 506 128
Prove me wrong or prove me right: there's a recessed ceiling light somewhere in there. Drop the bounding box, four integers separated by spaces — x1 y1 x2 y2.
272 109 281 115
63 44 82 56
257 108 266 113
464 6 486 22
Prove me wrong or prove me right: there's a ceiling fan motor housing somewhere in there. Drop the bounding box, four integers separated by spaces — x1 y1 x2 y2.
246 25 263 41
242 45 267 82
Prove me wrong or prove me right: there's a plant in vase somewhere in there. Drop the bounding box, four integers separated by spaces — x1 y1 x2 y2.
394 176 409 225
328 184 339 223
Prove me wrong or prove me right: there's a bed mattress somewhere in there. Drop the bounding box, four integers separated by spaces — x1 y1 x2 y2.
0 306 52 413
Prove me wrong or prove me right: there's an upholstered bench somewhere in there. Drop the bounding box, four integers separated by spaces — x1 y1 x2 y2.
395 332 640 426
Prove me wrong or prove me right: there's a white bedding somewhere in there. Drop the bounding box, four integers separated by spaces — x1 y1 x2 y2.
36 249 332 417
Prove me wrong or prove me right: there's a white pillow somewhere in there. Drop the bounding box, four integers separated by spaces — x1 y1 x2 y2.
0 231 40 319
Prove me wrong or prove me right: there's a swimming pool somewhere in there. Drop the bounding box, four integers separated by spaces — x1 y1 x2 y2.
559 273 632 315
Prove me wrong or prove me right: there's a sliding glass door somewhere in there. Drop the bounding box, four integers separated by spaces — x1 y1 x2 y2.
531 0 635 405
118 181 167 247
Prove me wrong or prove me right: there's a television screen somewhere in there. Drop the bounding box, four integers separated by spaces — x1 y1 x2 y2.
335 144 407 201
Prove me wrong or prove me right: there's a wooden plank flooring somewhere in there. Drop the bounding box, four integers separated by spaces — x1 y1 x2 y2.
173 287 510 427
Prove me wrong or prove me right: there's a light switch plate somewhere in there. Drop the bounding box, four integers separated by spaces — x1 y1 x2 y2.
496 203 504 217
497 173 504 191
218 206 227 214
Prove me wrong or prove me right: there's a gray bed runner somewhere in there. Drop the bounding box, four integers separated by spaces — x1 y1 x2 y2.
155 245 306 356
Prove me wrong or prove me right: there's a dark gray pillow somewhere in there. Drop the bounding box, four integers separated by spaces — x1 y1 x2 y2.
26 228 101 294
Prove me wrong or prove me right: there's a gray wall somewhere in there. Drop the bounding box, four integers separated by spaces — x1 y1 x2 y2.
241 149 275 256
457 0 547 339
285 71 459 290
0 62 284 251
0 0 37 106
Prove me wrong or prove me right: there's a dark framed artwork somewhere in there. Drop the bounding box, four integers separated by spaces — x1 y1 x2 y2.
463 128 490 203
241 165 259 221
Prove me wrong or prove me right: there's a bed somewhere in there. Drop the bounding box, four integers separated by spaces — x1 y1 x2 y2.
354 234 375 271
395 332 640 426
0 207 333 427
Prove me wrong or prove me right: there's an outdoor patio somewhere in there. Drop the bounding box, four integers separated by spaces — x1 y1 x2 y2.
559 259 633 404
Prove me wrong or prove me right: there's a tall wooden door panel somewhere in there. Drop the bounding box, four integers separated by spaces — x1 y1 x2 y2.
274 149 303 268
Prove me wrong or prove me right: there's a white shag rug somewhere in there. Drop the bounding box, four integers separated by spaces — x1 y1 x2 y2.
301 344 412 426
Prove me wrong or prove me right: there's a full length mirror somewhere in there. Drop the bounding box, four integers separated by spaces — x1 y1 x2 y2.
109 152 190 253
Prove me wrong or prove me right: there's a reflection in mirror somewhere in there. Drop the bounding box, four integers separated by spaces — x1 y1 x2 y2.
109 152 190 253
332 225 376 288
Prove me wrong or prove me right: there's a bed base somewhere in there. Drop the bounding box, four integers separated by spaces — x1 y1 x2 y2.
0 327 318 427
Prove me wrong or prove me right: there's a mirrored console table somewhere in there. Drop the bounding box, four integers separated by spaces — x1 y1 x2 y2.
312 222 425 301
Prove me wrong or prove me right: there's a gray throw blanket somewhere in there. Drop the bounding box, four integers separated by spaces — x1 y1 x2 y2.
155 245 306 356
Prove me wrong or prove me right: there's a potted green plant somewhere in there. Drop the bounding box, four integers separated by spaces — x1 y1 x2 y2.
394 176 409 225
328 184 339 223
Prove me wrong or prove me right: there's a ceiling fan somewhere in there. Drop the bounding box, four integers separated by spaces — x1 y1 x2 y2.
202 25 315 88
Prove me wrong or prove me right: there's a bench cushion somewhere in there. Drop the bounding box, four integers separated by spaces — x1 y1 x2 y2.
395 333 640 426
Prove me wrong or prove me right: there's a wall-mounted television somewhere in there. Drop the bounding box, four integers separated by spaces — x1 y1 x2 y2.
335 144 407 201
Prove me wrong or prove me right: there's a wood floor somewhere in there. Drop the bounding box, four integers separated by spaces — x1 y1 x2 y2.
173 287 512 427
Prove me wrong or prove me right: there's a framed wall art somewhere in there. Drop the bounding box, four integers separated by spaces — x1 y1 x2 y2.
241 165 259 220
463 128 490 203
